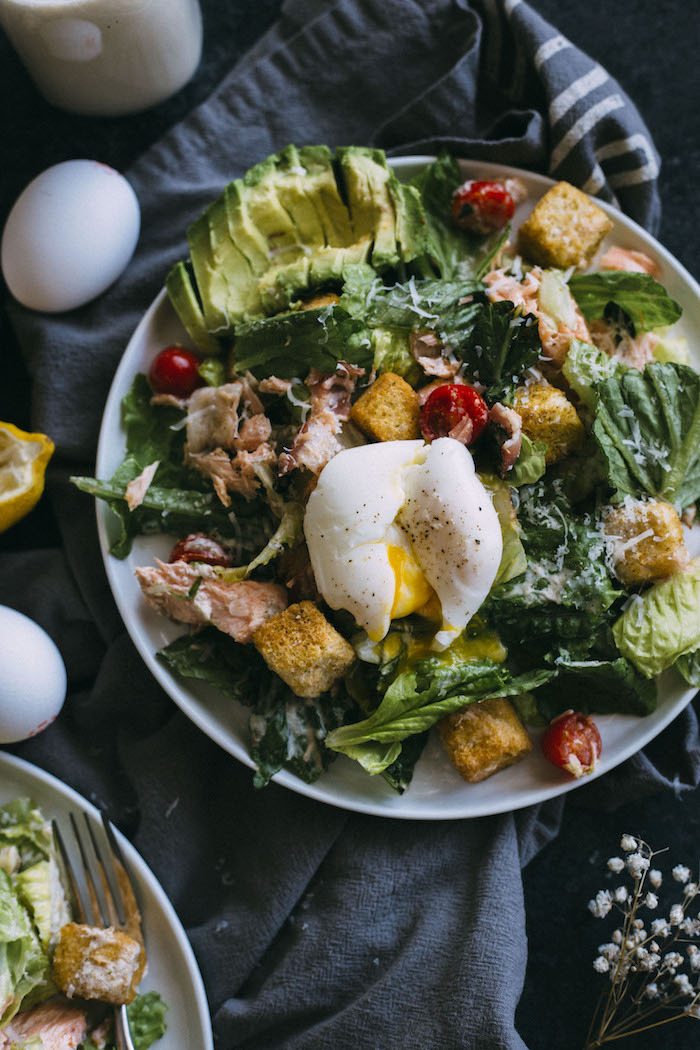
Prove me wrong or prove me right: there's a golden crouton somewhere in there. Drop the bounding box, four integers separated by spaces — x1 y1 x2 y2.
253 601 355 697
349 372 421 442
439 698 532 783
513 382 585 464
518 181 613 269
53 923 145 1005
603 499 689 587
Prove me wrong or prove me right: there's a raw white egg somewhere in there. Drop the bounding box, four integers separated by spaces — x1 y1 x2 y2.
304 437 503 650
1 160 140 313
0 605 67 743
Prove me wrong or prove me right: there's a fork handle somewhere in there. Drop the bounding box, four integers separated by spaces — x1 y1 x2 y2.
114 1004 137 1050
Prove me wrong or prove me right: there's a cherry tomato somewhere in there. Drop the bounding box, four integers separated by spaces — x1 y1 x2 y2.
451 180 515 235
541 710 602 778
148 346 202 398
420 383 489 444
169 533 232 567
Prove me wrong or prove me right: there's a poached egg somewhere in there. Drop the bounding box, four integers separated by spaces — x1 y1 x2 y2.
303 437 502 650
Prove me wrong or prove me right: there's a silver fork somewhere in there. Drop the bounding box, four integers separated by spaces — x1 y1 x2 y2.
52 812 145 1050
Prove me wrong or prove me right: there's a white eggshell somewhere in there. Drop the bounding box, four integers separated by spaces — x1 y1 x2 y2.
0 606 67 743
1 159 140 313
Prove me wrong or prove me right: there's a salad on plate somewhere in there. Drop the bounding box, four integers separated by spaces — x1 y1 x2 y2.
0 796 166 1050
74 146 700 796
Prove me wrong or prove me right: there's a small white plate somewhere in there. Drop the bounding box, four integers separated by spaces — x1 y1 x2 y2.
0 750 213 1049
95 158 700 820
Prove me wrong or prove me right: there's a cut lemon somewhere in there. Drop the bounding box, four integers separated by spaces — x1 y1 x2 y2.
0 422 54 533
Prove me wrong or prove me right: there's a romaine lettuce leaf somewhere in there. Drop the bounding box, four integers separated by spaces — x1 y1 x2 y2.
612 559 700 678
325 662 553 772
232 305 372 378
592 362 700 511
370 328 421 386
480 474 526 584
508 434 547 487
460 299 542 399
0 800 51 870
0 869 50 1024
533 654 657 722
675 649 700 687
568 271 682 331
411 153 509 280
561 338 624 411
156 628 360 787
487 479 620 660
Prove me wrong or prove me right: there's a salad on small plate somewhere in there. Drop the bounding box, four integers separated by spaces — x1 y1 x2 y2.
0 751 213 1049
75 148 700 819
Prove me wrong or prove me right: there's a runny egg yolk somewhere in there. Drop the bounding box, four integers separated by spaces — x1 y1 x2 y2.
386 543 436 623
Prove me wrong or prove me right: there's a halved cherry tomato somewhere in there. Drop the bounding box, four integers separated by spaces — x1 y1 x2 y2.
149 346 203 398
169 533 232 567
451 180 515 235
541 710 602 778
420 383 489 444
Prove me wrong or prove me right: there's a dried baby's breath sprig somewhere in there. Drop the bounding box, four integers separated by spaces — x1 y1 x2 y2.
584 836 700 1048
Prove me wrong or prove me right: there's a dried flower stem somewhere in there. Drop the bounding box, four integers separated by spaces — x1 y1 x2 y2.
584 836 700 1048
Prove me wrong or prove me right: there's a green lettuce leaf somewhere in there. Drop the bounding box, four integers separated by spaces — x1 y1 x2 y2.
232 304 372 378
561 338 624 411
325 661 553 772
487 479 620 661
592 362 700 511
412 153 509 279
534 654 657 722
157 628 360 787
0 800 51 870
675 650 700 687
370 328 421 386
0 869 50 1024
508 434 547 487
480 474 527 584
612 559 700 678
460 299 542 399
568 271 682 331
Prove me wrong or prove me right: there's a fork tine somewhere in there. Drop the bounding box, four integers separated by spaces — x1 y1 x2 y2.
51 819 88 924
69 812 105 926
83 814 123 923
100 813 144 946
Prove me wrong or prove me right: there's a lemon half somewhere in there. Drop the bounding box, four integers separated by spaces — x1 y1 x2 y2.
0 422 54 533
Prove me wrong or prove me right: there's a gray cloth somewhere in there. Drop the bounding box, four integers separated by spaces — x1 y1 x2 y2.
4 1 698 1048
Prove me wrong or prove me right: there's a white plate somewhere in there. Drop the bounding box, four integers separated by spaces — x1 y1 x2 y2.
95 158 700 820
0 750 213 1050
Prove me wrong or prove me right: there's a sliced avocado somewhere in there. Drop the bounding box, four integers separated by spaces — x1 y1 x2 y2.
274 145 327 249
188 208 262 329
207 197 265 321
165 262 221 354
336 147 398 270
223 181 270 275
389 179 430 263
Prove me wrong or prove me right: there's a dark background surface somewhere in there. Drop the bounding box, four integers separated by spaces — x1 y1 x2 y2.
1 1 699 1047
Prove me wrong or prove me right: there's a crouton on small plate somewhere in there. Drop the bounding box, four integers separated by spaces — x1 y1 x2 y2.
53 923 145 1005
253 601 355 698
518 181 613 269
349 372 421 442
439 698 532 783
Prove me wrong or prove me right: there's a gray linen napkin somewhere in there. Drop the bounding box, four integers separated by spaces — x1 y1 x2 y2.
4 2 698 1048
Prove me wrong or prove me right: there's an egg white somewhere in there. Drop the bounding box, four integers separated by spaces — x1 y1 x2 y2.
304 437 503 649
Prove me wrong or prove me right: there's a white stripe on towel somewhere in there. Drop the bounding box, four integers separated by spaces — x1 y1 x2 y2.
549 66 609 125
549 94 626 171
